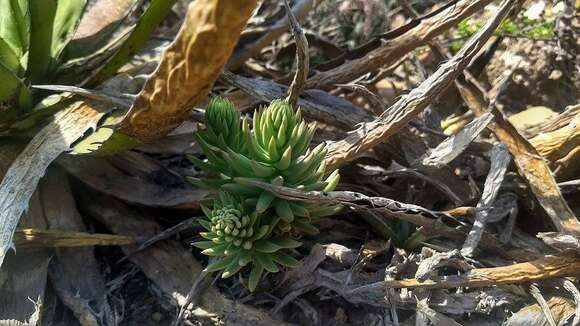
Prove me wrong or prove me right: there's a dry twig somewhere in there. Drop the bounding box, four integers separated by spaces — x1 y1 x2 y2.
283 0 309 109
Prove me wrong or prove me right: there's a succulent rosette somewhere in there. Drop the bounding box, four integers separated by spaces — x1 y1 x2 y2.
189 98 341 235
193 193 300 291
189 98 342 290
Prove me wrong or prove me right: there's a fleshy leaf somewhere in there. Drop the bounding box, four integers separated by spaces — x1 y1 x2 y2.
248 263 264 292
253 239 281 253
272 251 300 268
256 191 275 213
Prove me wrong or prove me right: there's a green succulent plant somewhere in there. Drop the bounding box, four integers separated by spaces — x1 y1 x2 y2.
190 98 341 236
193 192 300 291
196 97 249 154
189 98 343 290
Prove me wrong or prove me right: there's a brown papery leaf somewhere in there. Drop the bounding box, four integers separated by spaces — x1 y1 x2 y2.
118 0 258 140
530 104 580 180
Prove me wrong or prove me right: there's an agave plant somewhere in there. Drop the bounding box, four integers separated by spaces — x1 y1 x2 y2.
190 98 341 236
0 0 176 131
193 192 300 291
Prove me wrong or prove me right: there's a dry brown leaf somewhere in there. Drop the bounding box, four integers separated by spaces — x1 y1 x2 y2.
0 99 111 268
530 105 580 180
59 155 207 209
118 0 257 140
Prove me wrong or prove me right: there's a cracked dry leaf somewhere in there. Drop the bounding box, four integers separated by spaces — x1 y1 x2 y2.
118 0 258 140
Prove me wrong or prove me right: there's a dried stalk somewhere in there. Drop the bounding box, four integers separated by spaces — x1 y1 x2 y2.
14 229 135 248
118 0 257 139
324 0 515 169
283 0 309 109
376 255 580 289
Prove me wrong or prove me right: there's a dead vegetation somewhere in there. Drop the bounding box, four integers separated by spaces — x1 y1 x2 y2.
1 0 579 325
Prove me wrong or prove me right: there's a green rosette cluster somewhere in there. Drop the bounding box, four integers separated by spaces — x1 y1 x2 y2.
190 98 341 290
190 98 341 235
194 193 300 291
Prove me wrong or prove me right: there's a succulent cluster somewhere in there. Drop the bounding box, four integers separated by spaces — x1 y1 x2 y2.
190 98 341 290
194 193 300 291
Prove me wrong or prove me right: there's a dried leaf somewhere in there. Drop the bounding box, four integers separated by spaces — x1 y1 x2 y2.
422 113 493 168
117 0 257 140
0 99 111 268
461 144 511 257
